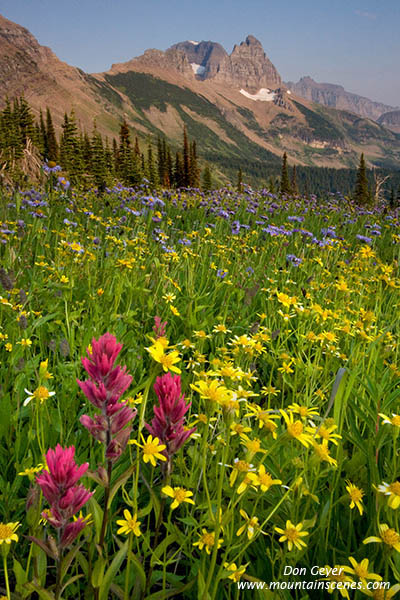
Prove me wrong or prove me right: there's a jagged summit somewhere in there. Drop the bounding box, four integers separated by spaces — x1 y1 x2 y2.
167 35 281 91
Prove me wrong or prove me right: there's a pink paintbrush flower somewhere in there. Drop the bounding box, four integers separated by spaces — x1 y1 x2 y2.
36 445 92 547
78 333 136 462
145 373 196 457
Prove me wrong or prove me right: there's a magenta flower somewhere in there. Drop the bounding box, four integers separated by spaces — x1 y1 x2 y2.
77 333 136 462
145 373 196 457
153 316 167 339
36 445 92 547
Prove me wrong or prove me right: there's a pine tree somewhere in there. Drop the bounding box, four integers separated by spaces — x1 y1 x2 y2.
183 126 190 187
280 152 291 195
18 96 35 147
91 123 107 188
202 164 212 191
82 132 92 173
267 175 276 194
60 110 81 178
237 168 243 192
146 142 158 187
291 165 299 195
354 153 370 205
117 119 133 184
189 140 200 188
38 109 47 157
174 151 184 188
45 108 58 162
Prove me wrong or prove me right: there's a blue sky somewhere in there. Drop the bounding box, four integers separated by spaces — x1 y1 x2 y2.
2 0 399 106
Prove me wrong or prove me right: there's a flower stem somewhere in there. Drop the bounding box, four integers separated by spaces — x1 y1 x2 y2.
3 555 10 600
98 459 113 550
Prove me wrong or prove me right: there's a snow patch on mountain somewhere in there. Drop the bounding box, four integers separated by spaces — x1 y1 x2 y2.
239 88 275 102
191 63 206 75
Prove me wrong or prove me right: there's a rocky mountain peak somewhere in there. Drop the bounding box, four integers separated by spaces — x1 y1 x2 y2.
167 34 282 92
214 34 281 92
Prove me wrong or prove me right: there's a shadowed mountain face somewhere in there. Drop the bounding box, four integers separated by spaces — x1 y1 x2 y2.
1 12 400 178
286 76 399 123
169 36 281 91
377 110 400 134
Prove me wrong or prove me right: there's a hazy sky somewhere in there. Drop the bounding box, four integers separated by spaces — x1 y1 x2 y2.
2 0 399 106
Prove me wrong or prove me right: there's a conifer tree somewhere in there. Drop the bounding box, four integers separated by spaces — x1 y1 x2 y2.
237 168 243 192
117 119 133 184
45 108 58 162
17 96 35 147
38 110 47 157
91 123 107 187
280 152 291 195
183 126 190 187
354 153 370 205
146 142 158 187
267 175 276 194
174 151 184 188
82 132 92 173
202 164 212 191
166 147 173 188
291 165 299 195
189 140 200 188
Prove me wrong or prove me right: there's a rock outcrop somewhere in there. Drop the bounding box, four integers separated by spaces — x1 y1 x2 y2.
213 35 281 91
377 110 400 133
286 76 398 122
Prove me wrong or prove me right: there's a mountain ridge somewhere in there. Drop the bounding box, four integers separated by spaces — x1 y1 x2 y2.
1 12 400 181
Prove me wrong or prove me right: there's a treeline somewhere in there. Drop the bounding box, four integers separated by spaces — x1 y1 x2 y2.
0 97 211 189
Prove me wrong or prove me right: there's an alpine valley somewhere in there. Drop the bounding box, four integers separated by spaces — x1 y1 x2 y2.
1 12 400 184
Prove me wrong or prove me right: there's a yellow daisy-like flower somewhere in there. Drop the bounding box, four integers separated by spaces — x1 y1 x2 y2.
245 404 280 437
363 524 400 552
376 481 400 509
190 379 232 404
315 421 342 445
18 338 32 347
224 562 247 582
240 434 266 456
146 341 181 374
236 509 259 540
345 481 364 515
230 422 252 436
260 385 280 397
0 521 20 545
274 520 309 551
116 509 141 537
280 409 314 448
161 486 195 510
39 359 53 380
313 441 338 467
288 403 319 419
379 413 400 427
229 458 254 487
130 434 167 467
18 464 45 479
321 566 354 598
255 465 282 492
213 324 231 334
342 557 382 584
193 529 223 554
5 342 12 352
24 386 56 407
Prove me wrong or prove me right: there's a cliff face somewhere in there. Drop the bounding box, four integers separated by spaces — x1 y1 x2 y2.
213 35 281 91
168 41 228 79
286 76 398 122
167 36 282 91
377 110 400 134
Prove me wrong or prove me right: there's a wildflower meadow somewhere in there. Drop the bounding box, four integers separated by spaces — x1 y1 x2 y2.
0 181 400 599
